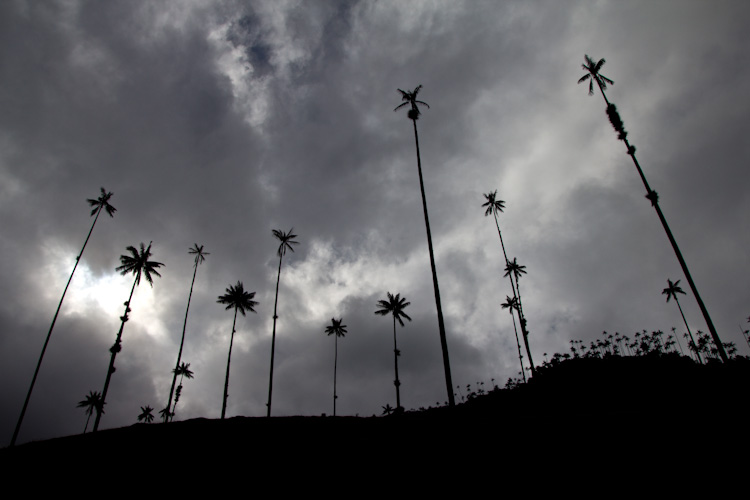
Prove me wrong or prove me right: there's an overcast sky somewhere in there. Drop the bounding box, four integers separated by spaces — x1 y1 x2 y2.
2 0 749 445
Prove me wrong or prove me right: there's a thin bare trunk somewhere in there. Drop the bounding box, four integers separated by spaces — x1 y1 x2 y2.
267 254 283 417
392 315 401 409
166 263 198 421
221 308 238 419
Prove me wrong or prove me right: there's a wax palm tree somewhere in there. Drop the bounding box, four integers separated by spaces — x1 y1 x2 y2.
578 54 727 362
266 228 298 417
325 317 347 417
93 242 164 432
11 188 116 446
170 362 194 421
501 296 526 383
159 407 172 423
137 405 154 423
505 258 535 375
165 244 208 422
375 292 412 411
218 281 258 419
77 390 104 434
663 279 702 364
394 85 454 407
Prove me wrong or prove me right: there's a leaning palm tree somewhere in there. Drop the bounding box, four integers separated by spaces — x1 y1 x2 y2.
137 405 154 423
375 292 412 411
77 390 104 434
325 317 347 417
218 281 258 419
501 296 526 383
394 85 454 407
93 242 164 432
663 279 702 364
578 54 727 362
11 188 116 446
505 257 535 375
266 228 299 417
165 244 208 422
170 362 194 421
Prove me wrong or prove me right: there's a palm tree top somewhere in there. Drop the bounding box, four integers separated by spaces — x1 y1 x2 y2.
189 244 209 266
325 317 348 337
482 190 506 217
501 295 519 311
504 258 527 280
173 362 194 379
217 281 258 316
115 242 164 287
394 85 430 120
87 187 116 218
375 292 412 327
662 278 686 302
272 228 299 258
77 390 104 415
577 55 614 96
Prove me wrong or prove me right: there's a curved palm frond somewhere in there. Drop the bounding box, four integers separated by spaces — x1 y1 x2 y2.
662 279 686 303
87 187 117 218
375 292 412 326
115 242 164 287
325 317 348 338
272 228 299 258
578 54 614 96
77 390 104 416
504 258 527 281
173 362 195 379
482 190 506 217
394 85 430 119
217 281 258 316
137 405 154 423
188 243 210 267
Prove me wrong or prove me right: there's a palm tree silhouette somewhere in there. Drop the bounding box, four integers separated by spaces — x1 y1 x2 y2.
267 228 298 417
505 258 535 375
12 188 116 446
170 362 194 421
325 317 347 417
93 242 163 432
218 281 258 420
663 279 702 364
394 85 454 407
375 292 412 411
137 405 154 423
501 296 526 383
165 244 208 422
77 390 104 434
578 54 727 362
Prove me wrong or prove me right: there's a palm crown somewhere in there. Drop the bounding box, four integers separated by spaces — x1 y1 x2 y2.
504 258 527 280
115 242 164 286
662 279 686 302
273 228 299 258
577 55 614 96
87 187 117 218
375 292 412 326
189 243 209 267
173 362 194 379
482 190 506 217
137 405 154 423
217 281 258 316
501 295 519 312
394 85 430 120
325 317 348 338
77 390 104 416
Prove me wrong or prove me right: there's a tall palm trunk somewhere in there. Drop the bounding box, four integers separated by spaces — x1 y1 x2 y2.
595 80 727 362
493 213 535 376
674 295 702 365
166 263 198 420
411 118 455 407
333 334 338 417
11 207 105 446
93 277 138 432
221 308 238 419
267 253 283 417
392 315 401 409
509 311 526 383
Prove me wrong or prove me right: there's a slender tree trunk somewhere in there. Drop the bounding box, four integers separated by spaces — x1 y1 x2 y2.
267 254 283 417
93 277 138 432
166 263 198 421
411 118 455 407
595 81 727 362
11 208 103 447
675 297 702 365
333 335 338 417
83 413 91 434
509 311 526 383
392 315 401 410
222 308 238 419
512 278 536 375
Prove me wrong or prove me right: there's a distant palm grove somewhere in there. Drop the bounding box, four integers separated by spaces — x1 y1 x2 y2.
8 56 747 447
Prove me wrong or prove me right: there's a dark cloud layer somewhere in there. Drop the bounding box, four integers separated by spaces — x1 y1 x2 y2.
2 1 749 445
